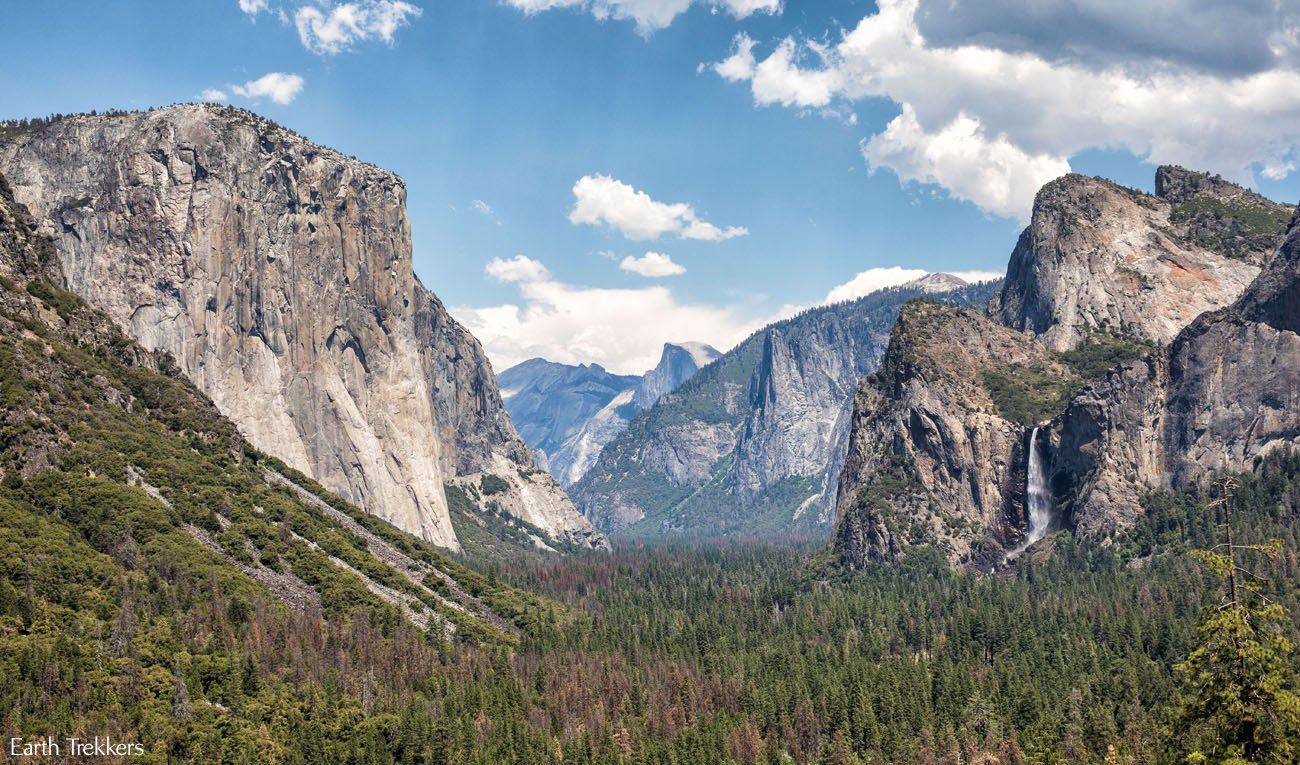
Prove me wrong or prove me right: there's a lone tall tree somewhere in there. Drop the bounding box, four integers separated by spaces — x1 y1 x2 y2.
1174 478 1300 763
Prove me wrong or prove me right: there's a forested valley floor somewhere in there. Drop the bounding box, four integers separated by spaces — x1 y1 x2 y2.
4 450 1299 763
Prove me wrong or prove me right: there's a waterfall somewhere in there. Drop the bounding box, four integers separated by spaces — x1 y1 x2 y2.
1007 426 1052 560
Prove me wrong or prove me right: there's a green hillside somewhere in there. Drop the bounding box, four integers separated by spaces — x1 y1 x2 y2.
0 174 573 761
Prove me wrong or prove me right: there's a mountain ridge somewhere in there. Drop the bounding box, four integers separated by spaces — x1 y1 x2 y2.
834 167 1296 569
501 341 720 486
0 103 604 554
575 276 1002 538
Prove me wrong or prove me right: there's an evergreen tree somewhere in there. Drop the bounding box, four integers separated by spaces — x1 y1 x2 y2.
1175 479 1300 763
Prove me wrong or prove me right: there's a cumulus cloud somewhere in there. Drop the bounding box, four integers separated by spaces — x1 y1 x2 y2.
822 266 928 304
201 88 230 102
796 265 1002 310
485 254 550 283
506 0 780 34
239 0 269 14
570 174 747 241
295 0 421 54
471 199 493 215
231 72 305 104
713 0 1300 221
949 270 1003 284
455 258 755 374
862 105 1070 219
619 251 686 277
913 0 1300 77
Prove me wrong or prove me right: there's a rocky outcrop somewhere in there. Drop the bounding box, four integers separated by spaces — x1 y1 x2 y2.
0 104 603 552
501 342 719 486
999 168 1289 351
834 168 1294 569
499 359 640 472
575 278 1000 538
832 302 1075 568
630 342 721 410
1052 208 1300 539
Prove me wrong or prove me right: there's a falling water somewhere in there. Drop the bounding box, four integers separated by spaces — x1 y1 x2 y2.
1007 426 1052 560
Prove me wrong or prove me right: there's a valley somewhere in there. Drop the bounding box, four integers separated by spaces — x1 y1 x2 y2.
0 103 1297 763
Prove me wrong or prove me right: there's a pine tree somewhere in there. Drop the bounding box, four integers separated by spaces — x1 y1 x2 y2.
1174 478 1300 763
172 660 193 720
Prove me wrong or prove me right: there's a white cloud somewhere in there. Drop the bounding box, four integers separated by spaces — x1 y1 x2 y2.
201 88 230 102
461 256 1003 373
471 199 493 215
569 174 747 241
239 0 269 14
231 72 305 104
485 254 550 283
455 260 756 374
619 251 686 277
863 105 1070 220
506 0 779 34
791 265 1002 312
715 35 843 108
949 270 1002 284
713 0 1300 221
295 0 421 54
823 266 928 304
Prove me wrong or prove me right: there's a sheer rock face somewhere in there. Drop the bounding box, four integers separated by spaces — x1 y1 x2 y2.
0 104 603 551
498 359 640 472
499 343 718 488
575 280 1000 538
834 168 1294 568
832 302 1072 569
1053 209 1300 539
730 319 866 506
630 342 721 411
998 169 1287 351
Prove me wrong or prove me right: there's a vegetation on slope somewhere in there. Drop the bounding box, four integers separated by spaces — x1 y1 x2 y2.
0 178 573 761
981 331 1152 427
575 280 1002 538
1170 195 1293 260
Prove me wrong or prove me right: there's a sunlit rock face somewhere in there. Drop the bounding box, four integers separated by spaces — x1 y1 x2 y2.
999 168 1286 351
0 104 604 552
834 167 1294 569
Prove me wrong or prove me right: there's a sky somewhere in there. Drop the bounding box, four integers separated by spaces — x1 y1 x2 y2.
2 0 1299 374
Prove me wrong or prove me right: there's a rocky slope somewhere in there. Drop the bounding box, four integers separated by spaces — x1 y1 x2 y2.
0 105 603 552
499 359 640 476
833 301 1080 568
574 277 1000 538
501 342 719 486
835 168 1293 568
1052 207 1300 539
998 167 1288 351
0 168 538 641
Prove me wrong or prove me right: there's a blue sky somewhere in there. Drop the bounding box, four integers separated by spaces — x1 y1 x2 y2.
2 0 1298 373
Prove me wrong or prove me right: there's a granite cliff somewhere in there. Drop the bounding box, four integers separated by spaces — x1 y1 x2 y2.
998 167 1286 351
500 342 719 487
0 169 539 638
1053 206 1300 540
0 105 604 552
575 277 1000 538
834 168 1293 568
833 301 1078 568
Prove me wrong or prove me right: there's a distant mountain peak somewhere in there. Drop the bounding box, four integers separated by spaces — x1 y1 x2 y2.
500 342 718 487
903 272 970 293
661 341 722 371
